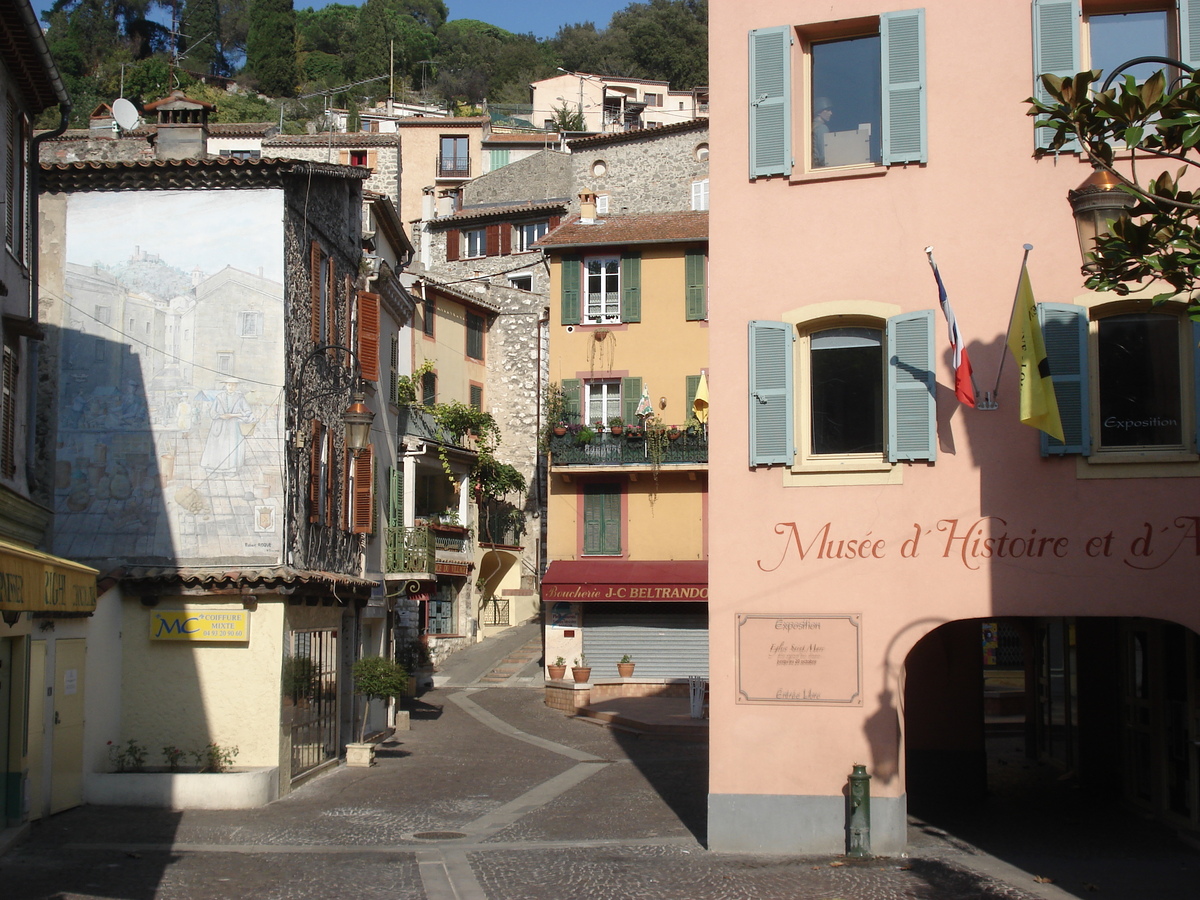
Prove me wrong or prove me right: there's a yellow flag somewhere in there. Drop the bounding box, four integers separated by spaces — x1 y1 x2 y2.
1007 265 1064 442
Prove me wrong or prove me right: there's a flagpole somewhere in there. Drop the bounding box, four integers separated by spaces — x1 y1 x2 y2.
988 243 1034 410
925 246 982 407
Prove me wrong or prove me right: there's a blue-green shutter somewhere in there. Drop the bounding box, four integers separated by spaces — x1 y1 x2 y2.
621 252 641 323
1032 0 1081 152
886 310 936 462
749 26 792 179
1183 0 1200 71
685 250 707 320
489 147 510 170
622 377 642 424
881 9 926 165
1039 302 1090 456
388 466 403 526
748 320 794 466
561 255 581 325
561 378 582 424
583 484 621 555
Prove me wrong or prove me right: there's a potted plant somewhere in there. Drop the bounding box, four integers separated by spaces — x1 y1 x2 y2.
667 425 681 441
608 415 624 435
347 656 408 767
625 422 644 439
571 655 592 683
547 656 567 680
553 421 568 437
575 425 596 446
617 654 635 678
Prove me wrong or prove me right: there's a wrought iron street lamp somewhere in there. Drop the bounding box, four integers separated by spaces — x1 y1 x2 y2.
293 344 374 451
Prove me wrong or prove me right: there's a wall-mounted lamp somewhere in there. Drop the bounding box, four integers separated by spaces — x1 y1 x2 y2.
292 344 375 451
659 397 667 410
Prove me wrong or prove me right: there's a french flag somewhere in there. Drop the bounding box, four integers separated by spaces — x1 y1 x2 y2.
928 254 976 408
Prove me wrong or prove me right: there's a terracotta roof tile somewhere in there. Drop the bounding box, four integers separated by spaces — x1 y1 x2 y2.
566 118 708 150
208 122 277 136
263 132 400 147
536 212 707 249
40 157 369 191
427 200 568 228
393 116 489 127
484 133 559 144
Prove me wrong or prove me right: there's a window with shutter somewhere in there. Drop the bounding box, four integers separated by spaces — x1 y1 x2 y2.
561 255 582 326
752 11 926 174
310 242 322 343
584 256 621 324
1 343 15 479
621 253 641 323
357 291 380 381
470 383 483 412
325 427 336 528
388 465 404 527
466 311 485 360
685 250 707 321
582 483 622 556
560 378 582 424
390 333 400 403
350 445 374 534
422 370 437 406
423 295 436 337
309 420 324 523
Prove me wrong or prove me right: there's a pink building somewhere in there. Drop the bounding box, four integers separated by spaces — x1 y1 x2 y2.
709 0 1200 853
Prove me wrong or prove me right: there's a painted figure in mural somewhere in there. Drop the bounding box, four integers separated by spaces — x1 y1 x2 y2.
200 379 253 473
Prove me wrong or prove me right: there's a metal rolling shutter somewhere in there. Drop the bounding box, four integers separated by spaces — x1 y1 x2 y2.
584 608 708 679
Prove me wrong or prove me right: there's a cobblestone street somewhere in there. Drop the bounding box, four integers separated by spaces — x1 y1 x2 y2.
0 683 1188 899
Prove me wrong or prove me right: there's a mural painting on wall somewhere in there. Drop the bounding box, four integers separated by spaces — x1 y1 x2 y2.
55 190 286 565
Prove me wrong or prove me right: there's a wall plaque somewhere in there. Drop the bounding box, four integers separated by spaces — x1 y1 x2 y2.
736 614 862 705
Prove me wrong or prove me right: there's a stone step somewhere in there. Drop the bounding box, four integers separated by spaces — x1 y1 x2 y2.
479 638 543 683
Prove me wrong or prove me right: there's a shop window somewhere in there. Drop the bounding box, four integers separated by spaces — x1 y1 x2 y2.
748 309 935 470
1039 301 1200 458
748 11 926 179
582 483 621 556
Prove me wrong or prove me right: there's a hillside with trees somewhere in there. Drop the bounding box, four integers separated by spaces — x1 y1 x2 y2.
37 0 708 128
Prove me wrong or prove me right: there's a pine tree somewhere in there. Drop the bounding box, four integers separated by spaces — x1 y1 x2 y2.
181 0 226 77
246 0 298 97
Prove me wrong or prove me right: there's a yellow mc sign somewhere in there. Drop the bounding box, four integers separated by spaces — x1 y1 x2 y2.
150 610 250 642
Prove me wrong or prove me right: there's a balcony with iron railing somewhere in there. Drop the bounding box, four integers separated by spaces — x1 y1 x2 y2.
384 522 472 577
436 154 471 179
548 428 708 468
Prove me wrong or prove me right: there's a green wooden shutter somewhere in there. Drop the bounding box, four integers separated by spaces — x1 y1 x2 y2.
749 26 792 178
621 252 641 323
388 466 404 527
881 9 926 165
561 378 582 424
1032 0 1081 152
583 484 621 555
560 255 581 325
886 310 936 462
490 147 510 170
1038 303 1090 456
1183 0 1200 71
748 320 794 466
685 250 706 321
622 377 642 424
686 374 701 422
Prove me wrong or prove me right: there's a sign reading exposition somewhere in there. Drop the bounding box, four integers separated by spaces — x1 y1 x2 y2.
736 614 862 705
151 610 250 642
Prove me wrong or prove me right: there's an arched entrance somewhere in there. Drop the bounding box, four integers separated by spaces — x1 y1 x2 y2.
904 616 1200 833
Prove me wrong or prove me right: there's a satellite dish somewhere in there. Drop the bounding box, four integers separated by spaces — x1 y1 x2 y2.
112 98 140 132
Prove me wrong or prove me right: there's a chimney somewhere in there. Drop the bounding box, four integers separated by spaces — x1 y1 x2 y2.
147 90 213 161
423 187 437 220
579 192 597 224
437 189 456 218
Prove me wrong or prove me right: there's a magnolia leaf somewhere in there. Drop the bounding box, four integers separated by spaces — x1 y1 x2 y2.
1123 125 1144 146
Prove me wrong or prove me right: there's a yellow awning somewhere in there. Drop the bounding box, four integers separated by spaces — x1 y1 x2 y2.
0 539 98 614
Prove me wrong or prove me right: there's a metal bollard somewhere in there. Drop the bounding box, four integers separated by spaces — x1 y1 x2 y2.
847 763 871 857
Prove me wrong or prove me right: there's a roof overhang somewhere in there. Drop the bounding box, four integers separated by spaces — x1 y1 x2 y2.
542 560 707 602
0 539 97 615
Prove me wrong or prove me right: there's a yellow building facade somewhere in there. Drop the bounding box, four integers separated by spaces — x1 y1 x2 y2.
540 211 709 685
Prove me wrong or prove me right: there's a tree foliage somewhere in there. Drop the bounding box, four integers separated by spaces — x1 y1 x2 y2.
1031 68 1200 303
245 0 298 96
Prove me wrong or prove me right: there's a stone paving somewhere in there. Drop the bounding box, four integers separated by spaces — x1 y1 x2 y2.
0 682 1148 900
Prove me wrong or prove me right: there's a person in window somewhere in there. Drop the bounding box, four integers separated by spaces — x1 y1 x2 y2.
812 97 833 167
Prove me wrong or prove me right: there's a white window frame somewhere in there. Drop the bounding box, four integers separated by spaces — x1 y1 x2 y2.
464 228 486 258
584 256 621 325
516 220 549 252
596 194 610 214
507 274 533 291
692 179 710 211
238 311 264 337
586 379 622 427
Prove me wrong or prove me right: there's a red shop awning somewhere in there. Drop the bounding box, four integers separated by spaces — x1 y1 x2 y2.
542 560 707 602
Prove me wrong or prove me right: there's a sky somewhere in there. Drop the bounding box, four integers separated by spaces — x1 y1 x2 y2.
31 1 633 42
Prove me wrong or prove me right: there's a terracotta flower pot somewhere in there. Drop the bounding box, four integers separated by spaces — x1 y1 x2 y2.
547 664 567 680
553 426 567 436
617 662 635 678
611 426 623 435
571 666 592 683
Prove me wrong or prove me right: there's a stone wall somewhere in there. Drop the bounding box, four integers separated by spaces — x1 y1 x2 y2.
462 149 572 207
265 142 401 203
570 125 709 215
